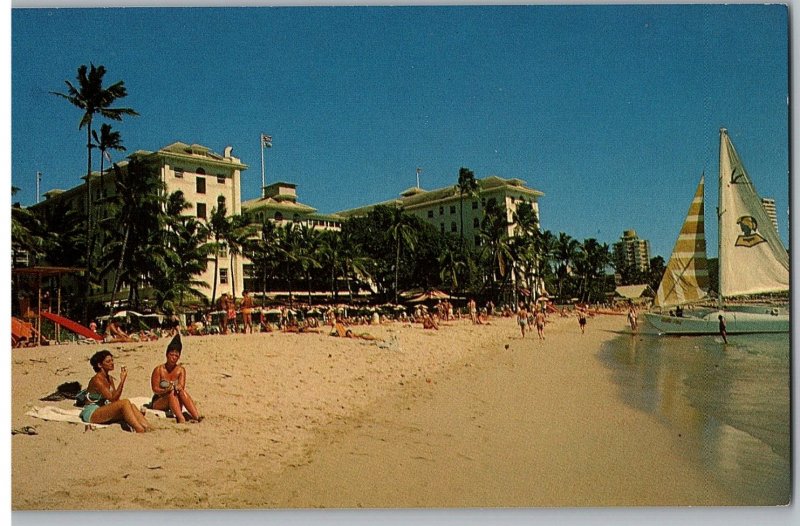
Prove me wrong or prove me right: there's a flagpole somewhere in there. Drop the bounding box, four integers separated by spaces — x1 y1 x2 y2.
36 171 41 204
416 167 421 189
260 136 265 198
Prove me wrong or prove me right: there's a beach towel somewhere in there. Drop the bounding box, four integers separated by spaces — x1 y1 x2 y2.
25 397 171 428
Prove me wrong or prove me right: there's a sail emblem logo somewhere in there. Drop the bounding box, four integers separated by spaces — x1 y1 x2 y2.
735 215 766 248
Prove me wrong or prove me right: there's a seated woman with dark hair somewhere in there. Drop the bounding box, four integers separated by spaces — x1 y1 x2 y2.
79 350 151 432
150 335 202 423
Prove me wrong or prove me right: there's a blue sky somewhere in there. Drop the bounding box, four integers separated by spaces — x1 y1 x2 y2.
10 4 789 258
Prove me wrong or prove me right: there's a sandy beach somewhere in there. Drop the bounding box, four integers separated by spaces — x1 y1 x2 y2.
11 313 739 509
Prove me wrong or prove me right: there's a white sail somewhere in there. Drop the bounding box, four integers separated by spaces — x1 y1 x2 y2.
653 176 709 307
718 129 789 298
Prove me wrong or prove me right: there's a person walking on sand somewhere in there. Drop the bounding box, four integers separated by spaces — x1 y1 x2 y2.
217 294 229 334
718 314 728 344
535 307 546 340
517 303 528 338
226 294 239 333
578 308 587 334
468 298 477 324
240 290 254 333
627 306 638 332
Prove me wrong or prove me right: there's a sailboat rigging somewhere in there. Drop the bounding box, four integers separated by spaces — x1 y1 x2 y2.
644 129 789 335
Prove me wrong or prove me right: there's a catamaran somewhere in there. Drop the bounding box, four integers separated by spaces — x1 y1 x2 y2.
644 129 789 335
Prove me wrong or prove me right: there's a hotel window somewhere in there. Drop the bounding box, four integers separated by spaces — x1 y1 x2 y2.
473 217 479 228
196 202 207 219
474 236 481 246
275 212 283 221
440 223 445 234
217 174 225 184
427 210 434 218
439 206 444 215
174 168 184 178
217 196 226 211
219 268 228 284
472 201 478 210
196 176 206 194
451 222 457 233
450 205 456 214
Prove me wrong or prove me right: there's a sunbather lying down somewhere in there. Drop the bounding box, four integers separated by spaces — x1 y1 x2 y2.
330 321 379 340
283 322 321 333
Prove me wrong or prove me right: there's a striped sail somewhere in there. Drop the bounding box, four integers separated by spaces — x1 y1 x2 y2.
653 177 709 307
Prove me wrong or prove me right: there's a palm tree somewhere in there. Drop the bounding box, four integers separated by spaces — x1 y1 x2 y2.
575 238 610 302
511 205 540 295
478 199 514 302
296 224 322 305
162 191 210 307
248 220 281 301
438 241 466 294
318 230 342 301
11 187 46 267
388 207 417 303
223 214 259 300
554 232 581 300
101 157 167 311
455 167 479 243
531 228 556 298
203 204 231 307
276 224 307 308
92 123 125 193
52 63 138 321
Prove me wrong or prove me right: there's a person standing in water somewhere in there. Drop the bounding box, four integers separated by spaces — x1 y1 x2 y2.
718 314 728 344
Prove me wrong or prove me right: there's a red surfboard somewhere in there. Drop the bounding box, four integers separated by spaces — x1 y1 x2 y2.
40 311 103 341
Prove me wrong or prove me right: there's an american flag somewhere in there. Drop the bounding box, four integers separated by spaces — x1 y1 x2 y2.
261 134 272 148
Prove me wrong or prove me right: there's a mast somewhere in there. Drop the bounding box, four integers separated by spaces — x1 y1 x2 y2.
717 128 726 310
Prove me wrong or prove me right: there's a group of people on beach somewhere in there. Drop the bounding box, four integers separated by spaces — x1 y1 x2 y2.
77 334 202 433
513 302 550 340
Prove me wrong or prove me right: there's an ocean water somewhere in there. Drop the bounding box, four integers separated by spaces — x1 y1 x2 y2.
600 328 791 505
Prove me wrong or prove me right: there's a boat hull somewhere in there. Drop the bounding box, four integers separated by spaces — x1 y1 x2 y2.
643 310 789 335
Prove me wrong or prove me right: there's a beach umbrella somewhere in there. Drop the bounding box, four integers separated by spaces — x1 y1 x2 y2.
111 310 144 318
407 289 451 303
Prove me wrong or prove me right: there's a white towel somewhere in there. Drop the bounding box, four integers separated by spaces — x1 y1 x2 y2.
25 405 107 427
25 396 170 427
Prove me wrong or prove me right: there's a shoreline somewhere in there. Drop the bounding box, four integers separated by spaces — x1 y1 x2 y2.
12 314 740 509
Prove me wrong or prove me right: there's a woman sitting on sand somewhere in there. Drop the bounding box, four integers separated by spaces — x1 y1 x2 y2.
78 350 151 432
105 320 133 343
422 314 439 330
149 334 202 423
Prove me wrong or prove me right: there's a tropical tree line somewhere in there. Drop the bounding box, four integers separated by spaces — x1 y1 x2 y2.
13 170 653 318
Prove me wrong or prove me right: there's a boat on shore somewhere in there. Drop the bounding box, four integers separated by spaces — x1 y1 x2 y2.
644 129 789 335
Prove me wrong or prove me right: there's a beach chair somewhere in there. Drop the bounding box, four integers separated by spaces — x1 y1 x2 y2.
12 317 35 347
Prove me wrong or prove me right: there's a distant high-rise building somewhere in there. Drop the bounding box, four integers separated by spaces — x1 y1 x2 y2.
761 197 779 233
613 229 651 273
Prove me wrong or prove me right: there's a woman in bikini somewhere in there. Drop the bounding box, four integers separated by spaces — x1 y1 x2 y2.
79 350 151 432
240 290 254 333
150 335 202 423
